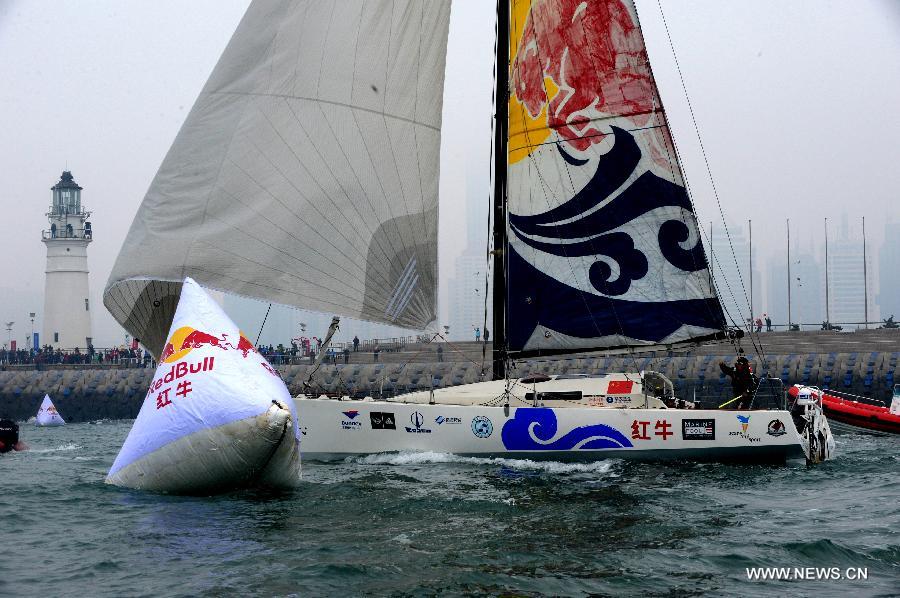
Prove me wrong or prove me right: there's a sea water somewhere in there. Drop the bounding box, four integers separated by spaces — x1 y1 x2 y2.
1 421 897 597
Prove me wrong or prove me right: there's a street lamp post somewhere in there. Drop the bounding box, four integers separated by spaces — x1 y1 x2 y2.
4 322 14 352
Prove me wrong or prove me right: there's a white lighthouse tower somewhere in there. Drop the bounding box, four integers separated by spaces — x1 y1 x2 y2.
42 170 93 349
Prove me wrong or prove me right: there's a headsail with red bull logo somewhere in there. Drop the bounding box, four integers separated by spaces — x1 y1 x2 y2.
35 394 65 427
107 277 301 494
103 1 451 358
504 0 726 354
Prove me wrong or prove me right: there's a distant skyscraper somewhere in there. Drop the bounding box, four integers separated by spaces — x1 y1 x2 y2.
878 220 900 322
42 171 93 348
708 222 758 328
446 152 492 341
827 217 872 328
447 253 490 341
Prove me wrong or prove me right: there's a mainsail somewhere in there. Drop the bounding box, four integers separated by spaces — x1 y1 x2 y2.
503 0 726 355
104 0 452 356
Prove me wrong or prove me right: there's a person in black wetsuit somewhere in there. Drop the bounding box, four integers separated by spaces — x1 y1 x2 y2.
0 419 26 453
719 356 759 409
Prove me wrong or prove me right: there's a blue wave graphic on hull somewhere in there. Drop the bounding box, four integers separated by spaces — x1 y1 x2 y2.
501 408 633 451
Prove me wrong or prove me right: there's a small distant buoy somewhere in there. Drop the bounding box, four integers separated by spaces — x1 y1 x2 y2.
35 395 65 427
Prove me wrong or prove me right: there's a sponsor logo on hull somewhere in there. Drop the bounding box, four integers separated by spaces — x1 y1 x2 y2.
729 414 761 442
370 412 396 430
471 416 493 438
341 410 362 430
681 419 715 440
767 419 787 437
405 411 432 434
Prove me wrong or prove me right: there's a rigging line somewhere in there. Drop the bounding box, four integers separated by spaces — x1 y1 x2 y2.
483 1 501 376
655 1 759 354
256 303 273 346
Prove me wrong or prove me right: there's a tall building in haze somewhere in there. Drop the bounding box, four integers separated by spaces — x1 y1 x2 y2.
878 220 900 322
42 171 93 349
826 217 873 328
708 222 758 328
446 153 492 341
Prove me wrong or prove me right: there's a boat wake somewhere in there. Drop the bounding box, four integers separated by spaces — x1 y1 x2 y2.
352 451 618 475
29 443 83 454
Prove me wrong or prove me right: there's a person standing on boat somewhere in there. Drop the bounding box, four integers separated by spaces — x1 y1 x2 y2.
353 336 359 352
719 356 759 409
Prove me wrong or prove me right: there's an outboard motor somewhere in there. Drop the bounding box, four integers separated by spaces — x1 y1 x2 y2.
789 386 836 464
0 419 19 453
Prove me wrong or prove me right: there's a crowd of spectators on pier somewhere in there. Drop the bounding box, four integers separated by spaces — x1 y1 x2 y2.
0 345 149 367
2 332 444 369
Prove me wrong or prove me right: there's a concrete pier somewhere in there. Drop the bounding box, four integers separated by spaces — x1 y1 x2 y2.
2 330 898 422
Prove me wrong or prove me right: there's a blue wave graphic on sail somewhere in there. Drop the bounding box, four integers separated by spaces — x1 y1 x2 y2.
506 126 725 351
509 127 708 296
501 408 633 451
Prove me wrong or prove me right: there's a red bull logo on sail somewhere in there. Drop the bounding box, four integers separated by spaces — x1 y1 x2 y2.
509 0 654 162
160 326 258 363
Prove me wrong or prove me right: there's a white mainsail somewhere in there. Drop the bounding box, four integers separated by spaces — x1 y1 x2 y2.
104 0 452 357
35 394 65 427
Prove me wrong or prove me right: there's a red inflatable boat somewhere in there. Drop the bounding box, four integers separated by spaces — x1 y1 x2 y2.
789 385 900 435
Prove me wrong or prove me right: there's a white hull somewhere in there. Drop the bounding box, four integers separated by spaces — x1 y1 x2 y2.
296 375 832 464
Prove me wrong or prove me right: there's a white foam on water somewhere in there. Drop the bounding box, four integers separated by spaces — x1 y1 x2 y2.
353 451 618 475
29 444 83 454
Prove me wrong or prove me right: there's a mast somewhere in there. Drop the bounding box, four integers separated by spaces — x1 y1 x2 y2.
824 217 830 326
492 0 510 381
787 218 792 331
863 216 868 329
748 219 753 327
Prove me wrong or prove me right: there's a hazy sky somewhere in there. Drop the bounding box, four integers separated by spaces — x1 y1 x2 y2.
1 0 899 347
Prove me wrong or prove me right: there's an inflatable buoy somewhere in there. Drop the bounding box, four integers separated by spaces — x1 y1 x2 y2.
106 277 301 493
35 395 65 426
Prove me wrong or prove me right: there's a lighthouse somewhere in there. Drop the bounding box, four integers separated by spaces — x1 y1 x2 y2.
42 171 93 349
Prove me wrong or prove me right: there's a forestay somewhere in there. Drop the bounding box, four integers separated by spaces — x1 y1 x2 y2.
505 0 725 354
104 0 451 357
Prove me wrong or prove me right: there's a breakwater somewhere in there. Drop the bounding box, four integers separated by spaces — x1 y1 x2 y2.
2 341 898 422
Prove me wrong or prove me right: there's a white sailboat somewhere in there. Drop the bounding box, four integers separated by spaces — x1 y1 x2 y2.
104 0 834 465
35 394 65 427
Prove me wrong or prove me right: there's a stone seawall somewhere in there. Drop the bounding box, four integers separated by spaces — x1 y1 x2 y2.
2 348 897 422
